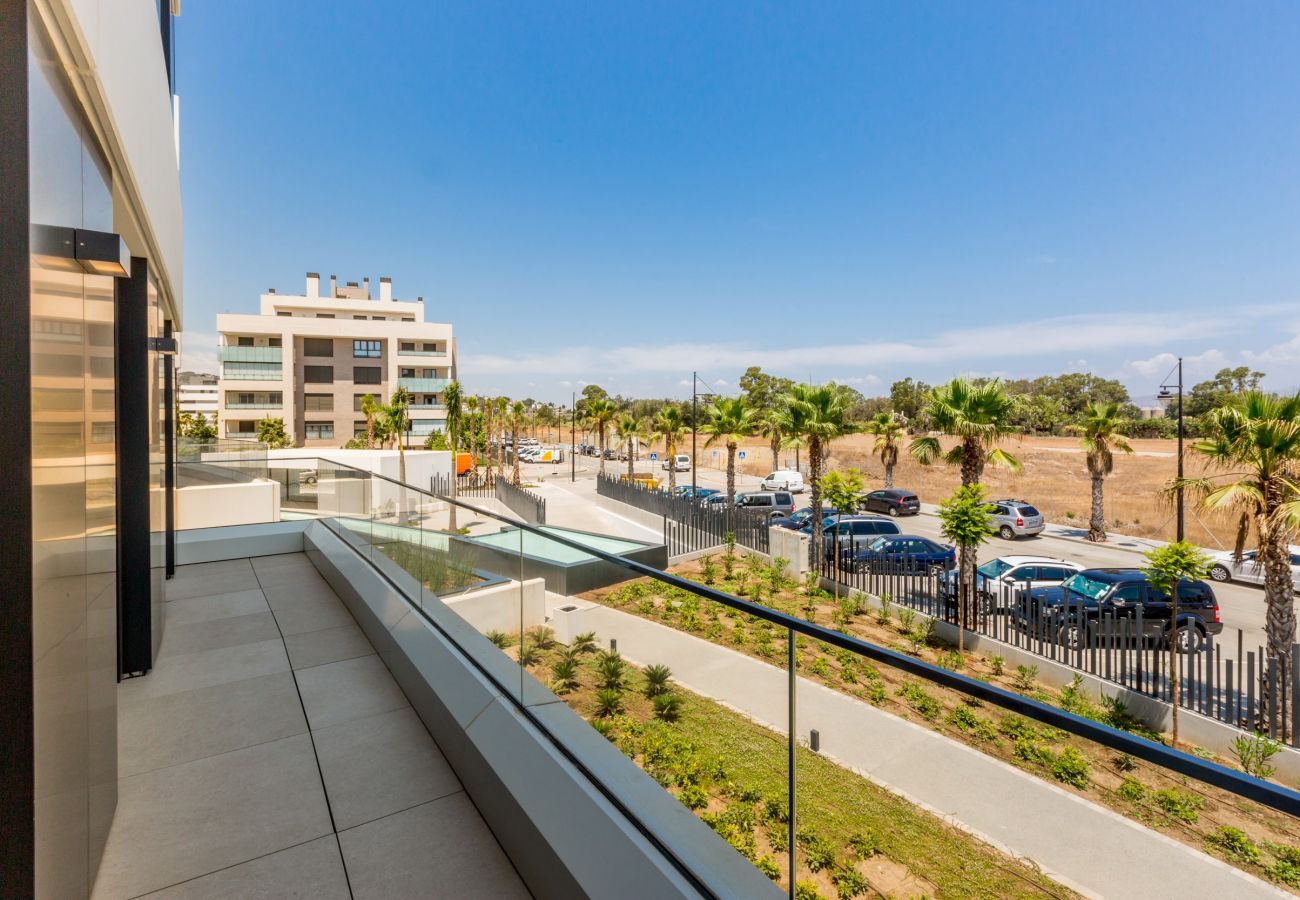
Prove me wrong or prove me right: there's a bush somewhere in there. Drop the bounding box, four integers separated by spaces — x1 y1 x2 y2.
989 654 1004 676
1154 788 1202 823
1264 843 1300 887
755 855 781 880
1050 747 1091 789
589 718 616 741
848 830 882 858
485 630 513 649
949 705 979 731
517 645 541 667
677 782 708 810
937 649 964 671
797 830 836 872
875 595 892 625
1206 826 1261 865
652 692 683 722
810 656 831 678
549 657 579 694
1114 752 1137 773
897 608 916 632
1233 732 1283 779
643 663 673 698
597 653 628 691
1012 664 1038 691
700 555 717 585
594 688 625 718
1117 778 1147 803
897 681 941 720
525 625 555 650
865 682 887 705
795 881 824 900
832 865 869 899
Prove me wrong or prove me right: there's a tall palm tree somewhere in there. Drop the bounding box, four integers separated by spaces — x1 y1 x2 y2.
862 411 906 488
783 384 857 565
759 408 786 471
614 413 647 480
382 387 413 488
495 396 509 481
1183 391 1300 713
443 381 462 531
1069 402 1133 542
701 397 759 522
510 400 525 485
909 377 1021 487
651 406 688 493
360 393 381 449
584 398 619 474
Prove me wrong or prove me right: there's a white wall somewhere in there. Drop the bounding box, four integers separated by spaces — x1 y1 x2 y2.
168 481 282 530
442 578 547 634
266 448 451 489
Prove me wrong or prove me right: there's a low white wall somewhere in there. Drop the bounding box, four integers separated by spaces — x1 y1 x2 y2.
175 481 280 530
443 577 547 634
593 494 663 533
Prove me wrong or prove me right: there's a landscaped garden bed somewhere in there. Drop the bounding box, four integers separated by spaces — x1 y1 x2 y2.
570 543 1300 891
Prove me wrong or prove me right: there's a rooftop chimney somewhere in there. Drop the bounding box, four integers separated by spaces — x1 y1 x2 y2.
306 272 320 297
379 276 392 302
269 288 276 294
329 274 337 297
417 296 423 303
363 277 371 299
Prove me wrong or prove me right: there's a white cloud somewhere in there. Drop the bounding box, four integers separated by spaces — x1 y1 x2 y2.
180 331 218 375
1028 255 1058 265
1126 349 1229 379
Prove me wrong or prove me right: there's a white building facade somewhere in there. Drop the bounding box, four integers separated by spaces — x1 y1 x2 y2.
178 371 218 418
216 273 456 448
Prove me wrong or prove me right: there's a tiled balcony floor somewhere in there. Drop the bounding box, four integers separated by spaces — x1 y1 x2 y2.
91 554 531 900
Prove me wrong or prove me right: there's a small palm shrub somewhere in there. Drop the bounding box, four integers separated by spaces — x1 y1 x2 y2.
597 653 628 691
594 688 624 718
643 663 673 697
526 626 555 650
550 657 579 694
517 644 541 667
485 630 513 649
652 692 683 722
571 631 598 654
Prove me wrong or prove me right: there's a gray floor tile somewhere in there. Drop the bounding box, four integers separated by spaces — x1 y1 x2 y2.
340 793 529 900
250 552 316 571
296 655 408 729
260 575 337 606
167 560 260 600
119 639 290 702
118 672 308 777
165 589 269 626
138 835 350 900
157 612 282 659
284 623 375 670
92 734 332 900
272 594 357 637
252 562 326 588
314 707 462 830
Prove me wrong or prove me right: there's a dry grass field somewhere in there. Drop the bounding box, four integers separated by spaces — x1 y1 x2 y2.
684 433 1240 547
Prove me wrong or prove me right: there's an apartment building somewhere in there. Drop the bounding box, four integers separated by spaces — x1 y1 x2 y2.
177 370 219 417
3 2 183 896
216 273 456 447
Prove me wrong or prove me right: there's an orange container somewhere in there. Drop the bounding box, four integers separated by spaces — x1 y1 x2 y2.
455 452 473 475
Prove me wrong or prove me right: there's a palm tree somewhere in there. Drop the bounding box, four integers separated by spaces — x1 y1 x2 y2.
758 409 786 471
359 393 380 448
701 397 759 521
651 406 688 493
909 377 1021 487
614 413 647 480
862 411 906 488
1182 391 1300 717
783 384 858 565
1069 402 1133 542
510 400 525 485
382 387 413 489
443 381 463 531
584 398 619 475
495 396 509 479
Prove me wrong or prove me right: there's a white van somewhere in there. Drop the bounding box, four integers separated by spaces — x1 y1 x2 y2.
761 469 805 492
662 454 691 472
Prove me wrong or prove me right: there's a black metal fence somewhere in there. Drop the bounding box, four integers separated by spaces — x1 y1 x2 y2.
432 472 494 499
818 549 1299 746
596 473 769 556
495 477 547 525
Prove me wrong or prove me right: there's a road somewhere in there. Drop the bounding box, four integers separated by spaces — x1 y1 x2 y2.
518 449 1281 657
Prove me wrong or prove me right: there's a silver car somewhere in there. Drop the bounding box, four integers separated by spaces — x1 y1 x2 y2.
989 499 1044 540
1208 548 1300 589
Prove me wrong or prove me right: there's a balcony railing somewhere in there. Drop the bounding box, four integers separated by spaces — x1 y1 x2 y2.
396 348 448 357
398 377 448 393
408 403 446 411
224 400 283 409
218 345 282 363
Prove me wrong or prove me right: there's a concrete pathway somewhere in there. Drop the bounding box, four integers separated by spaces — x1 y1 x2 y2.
568 603 1286 900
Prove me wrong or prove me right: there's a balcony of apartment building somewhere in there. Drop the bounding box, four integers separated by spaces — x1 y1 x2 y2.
219 337 284 382
398 366 449 394
224 390 283 410
396 339 449 358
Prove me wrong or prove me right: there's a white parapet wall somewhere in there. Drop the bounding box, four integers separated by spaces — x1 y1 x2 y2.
442 577 547 634
167 481 282 530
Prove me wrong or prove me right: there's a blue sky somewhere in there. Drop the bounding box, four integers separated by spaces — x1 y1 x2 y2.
179 1 1300 404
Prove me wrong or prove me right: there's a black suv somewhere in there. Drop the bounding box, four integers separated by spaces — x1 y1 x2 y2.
860 489 921 517
805 514 901 560
1016 568 1223 651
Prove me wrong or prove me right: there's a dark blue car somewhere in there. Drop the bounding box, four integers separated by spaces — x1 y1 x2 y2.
844 535 956 575
771 506 845 531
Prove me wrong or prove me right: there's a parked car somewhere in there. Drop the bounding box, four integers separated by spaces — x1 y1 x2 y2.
602 448 617 460
938 555 1084 608
662 454 692 472
1017 568 1223 651
860 488 920 517
844 535 956 575
805 514 902 559
735 491 795 519
1207 548 1300 589
770 506 845 531
989 499 1045 539
761 469 805 492
673 485 719 500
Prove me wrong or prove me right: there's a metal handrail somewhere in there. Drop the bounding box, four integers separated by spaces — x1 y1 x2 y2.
260 454 1300 818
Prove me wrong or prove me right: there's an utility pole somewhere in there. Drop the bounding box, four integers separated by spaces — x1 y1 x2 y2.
1176 357 1184 542
691 370 697 498
570 391 576 483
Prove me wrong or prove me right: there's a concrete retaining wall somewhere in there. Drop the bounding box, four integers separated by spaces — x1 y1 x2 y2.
594 493 664 533
441 577 547 634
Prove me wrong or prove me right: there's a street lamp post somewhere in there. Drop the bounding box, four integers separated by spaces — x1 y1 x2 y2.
570 391 576 483
691 370 698 498
1157 357 1185 542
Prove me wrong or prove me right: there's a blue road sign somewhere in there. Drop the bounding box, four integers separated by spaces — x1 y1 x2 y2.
738 451 746 460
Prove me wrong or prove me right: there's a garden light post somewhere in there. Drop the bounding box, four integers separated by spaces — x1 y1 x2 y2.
1157 357 1184 542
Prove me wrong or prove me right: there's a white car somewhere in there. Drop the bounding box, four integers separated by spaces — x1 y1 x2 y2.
761 469 805 492
1208 548 1300 588
661 454 691 472
940 555 1084 603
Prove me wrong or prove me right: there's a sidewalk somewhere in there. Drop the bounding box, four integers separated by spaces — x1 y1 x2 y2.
570 603 1285 900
